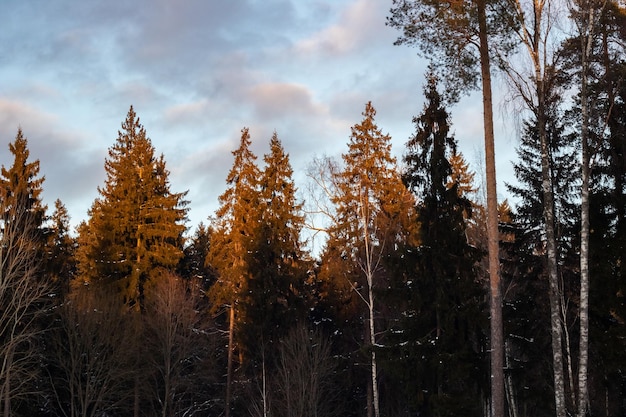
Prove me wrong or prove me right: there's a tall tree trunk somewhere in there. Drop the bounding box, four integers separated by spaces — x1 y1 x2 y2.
225 305 235 417
537 75 567 417
367 272 379 417
477 1 504 415
576 3 606 414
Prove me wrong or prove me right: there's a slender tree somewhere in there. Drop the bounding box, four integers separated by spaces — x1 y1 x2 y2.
206 127 261 417
143 271 209 417
501 0 570 413
505 106 580 415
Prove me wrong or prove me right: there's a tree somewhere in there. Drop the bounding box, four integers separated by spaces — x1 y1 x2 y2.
326 102 413 417
206 127 261 417
501 0 573 414
49 286 138 417
44 199 76 297
400 76 485 416
243 132 310 367
387 2 515 412
75 106 188 310
560 2 626 413
272 325 337 417
505 105 580 415
177 222 216 286
0 129 47 235
0 130 51 417
143 271 214 417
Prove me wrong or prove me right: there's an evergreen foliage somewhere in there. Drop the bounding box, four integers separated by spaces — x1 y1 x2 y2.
243 132 310 363
393 77 486 416
0 129 47 232
75 106 188 309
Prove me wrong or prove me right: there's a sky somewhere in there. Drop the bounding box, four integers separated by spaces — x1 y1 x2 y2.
0 0 519 237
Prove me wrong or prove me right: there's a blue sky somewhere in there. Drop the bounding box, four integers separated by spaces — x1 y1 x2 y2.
0 0 517 234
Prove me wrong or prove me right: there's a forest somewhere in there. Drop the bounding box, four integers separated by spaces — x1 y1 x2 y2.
1 0 625 417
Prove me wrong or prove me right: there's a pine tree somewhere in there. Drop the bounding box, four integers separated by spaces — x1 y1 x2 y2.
206 127 261 417
75 106 188 309
399 77 485 416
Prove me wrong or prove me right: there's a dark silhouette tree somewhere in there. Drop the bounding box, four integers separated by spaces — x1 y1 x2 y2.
398 76 485 416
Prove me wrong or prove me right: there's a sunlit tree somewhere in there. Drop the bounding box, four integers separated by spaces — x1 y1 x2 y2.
76 106 188 310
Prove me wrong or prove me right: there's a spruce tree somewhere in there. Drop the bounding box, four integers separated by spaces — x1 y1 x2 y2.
0 128 47 241
323 101 413 417
44 199 76 296
399 77 485 416
243 132 310 363
76 106 188 309
177 222 215 287
206 127 261 417
504 90 580 414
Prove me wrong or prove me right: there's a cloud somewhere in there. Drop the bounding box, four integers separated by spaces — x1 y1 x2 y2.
0 99 106 227
294 0 389 58
248 82 323 120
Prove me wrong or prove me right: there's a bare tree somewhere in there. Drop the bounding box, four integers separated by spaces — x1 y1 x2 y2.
143 271 211 417
49 285 137 417
0 206 51 417
273 325 337 417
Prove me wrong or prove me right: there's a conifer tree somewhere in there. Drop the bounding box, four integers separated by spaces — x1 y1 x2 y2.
206 127 261 417
243 132 310 362
177 223 215 286
0 129 51 417
400 77 485 416
76 106 188 309
44 199 76 296
0 128 47 240
325 102 413 417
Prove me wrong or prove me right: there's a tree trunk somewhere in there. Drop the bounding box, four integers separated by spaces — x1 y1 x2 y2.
367 272 380 417
476 1 504 415
577 5 594 414
537 77 567 417
225 304 235 417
